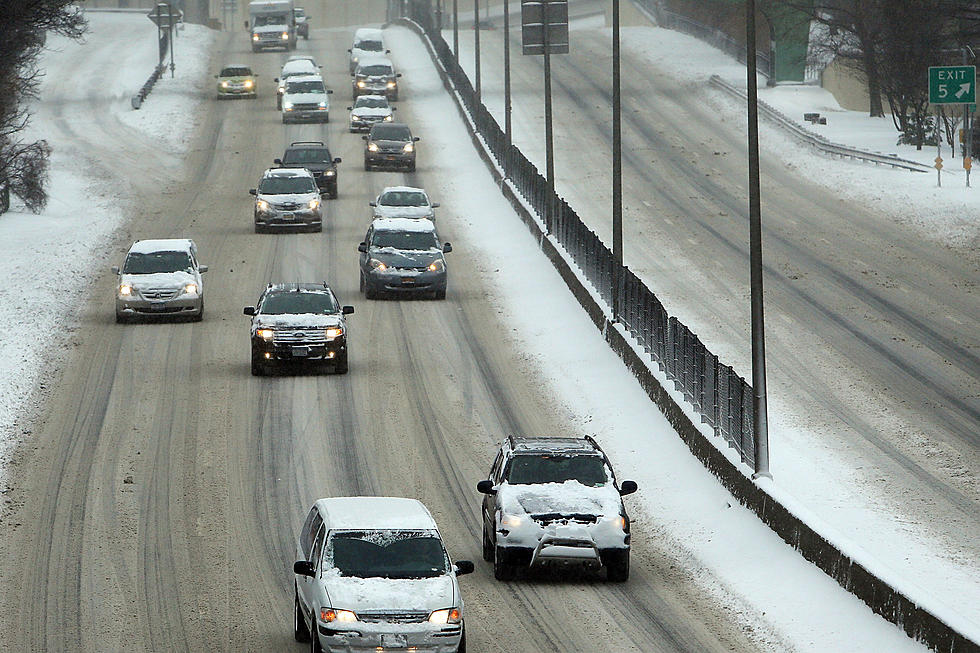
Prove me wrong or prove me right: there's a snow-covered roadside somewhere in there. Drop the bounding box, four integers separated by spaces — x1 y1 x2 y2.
384 24 936 652
0 14 216 491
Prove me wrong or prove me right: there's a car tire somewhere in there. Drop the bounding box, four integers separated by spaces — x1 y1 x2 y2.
310 614 322 653
408 162 416 172
364 160 371 171
276 98 282 110
365 285 378 300
282 116 288 124
482 525 493 562
605 550 630 582
254 224 265 234
493 544 516 581
251 350 265 377
192 306 204 322
294 588 310 642
359 272 365 294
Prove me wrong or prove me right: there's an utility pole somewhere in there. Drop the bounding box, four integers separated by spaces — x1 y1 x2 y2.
474 0 482 102
504 0 512 151
611 0 622 319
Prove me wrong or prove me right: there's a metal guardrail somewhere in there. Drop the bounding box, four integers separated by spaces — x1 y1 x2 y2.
131 63 166 110
710 75 932 173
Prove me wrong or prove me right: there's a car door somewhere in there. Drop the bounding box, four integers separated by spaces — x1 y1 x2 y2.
483 449 505 535
359 225 373 272
299 519 326 618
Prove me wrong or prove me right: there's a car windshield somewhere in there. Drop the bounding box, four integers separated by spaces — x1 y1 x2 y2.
355 40 384 52
370 125 410 141
380 191 427 207
286 80 324 94
260 291 338 315
360 64 392 76
372 229 438 250
294 8 305 17
283 148 331 164
220 67 251 77
506 454 609 486
258 176 317 194
356 96 388 109
328 530 448 579
253 14 285 27
123 250 193 274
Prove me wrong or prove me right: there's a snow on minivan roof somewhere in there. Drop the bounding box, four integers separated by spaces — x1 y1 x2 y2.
128 238 195 254
315 497 438 531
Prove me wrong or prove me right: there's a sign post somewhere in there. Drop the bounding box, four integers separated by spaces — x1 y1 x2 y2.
929 65 976 187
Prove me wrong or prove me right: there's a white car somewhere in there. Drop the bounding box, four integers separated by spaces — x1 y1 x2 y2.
347 94 395 132
281 74 332 123
293 497 474 652
275 58 320 109
370 186 439 220
347 27 387 74
112 238 207 323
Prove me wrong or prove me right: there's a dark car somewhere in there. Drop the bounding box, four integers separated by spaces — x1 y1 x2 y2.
275 141 341 199
351 56 401 100
244 282 354 376
294 7 309 39
363 122 419 172
357 218 451 299
476 435 638 582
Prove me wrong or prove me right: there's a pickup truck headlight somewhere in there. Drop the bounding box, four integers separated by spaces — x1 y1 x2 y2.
428 608 461 625
386 81 396 89
256 328 274 341
320 608 357 623
367 142 379 152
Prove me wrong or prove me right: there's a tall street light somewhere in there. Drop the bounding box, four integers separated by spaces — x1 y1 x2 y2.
611 0 622 319
474 0 482 102
504 0 512 150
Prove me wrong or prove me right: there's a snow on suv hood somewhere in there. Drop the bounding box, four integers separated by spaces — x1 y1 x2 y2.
322 572 456 613
254 313 343 329
257 192 317 204
121 270 196 289
371 247 442 268
498 480 623 518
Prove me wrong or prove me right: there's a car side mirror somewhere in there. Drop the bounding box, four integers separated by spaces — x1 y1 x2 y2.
244 20 249 29
413 136 420 142
347 48 352 53
431 202 440 208
243 306 256 316
199 265 208 273
619 480 638 496
368 201 377 207
361 135 367 141
273 77 279 83
396 73 402 78
342 305 354 315
385 49 391 54
293 560 315 577
346 106 352 111
334 157 342 164
111 265 120 275
327 89 334 94
392 106 397 111
476 479 496 495
454 560 475 576
357 243 367 253
442 242 452 253
273 158 283 165
249 188 257 195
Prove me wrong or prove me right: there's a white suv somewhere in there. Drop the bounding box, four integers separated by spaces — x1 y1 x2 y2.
293 497 474 652
112 238 207 323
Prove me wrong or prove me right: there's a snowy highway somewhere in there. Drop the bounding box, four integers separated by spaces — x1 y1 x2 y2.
0 2 973 652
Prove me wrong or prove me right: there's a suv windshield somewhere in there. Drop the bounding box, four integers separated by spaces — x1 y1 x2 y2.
220 67 251 77
259 176 317 194
356 96 388 109
370 125 410 141
355 40 384 52
286 80 324 94
506 454 609 486
380 191 427 207
284 148 331 164
123 251 192 274
328 530 448 579
359 64 392 76
260 291 338 315
372 230 438 250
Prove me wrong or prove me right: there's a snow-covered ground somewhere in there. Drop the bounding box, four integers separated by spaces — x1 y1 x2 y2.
0 10 972 652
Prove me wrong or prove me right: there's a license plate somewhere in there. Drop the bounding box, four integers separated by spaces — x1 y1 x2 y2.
386 155 397 161
282 212 294 221
148 303 167 312
291 346 309 357
381 634 407 647
401 277 415 285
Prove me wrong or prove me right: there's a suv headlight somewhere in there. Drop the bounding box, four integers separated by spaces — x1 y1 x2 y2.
243 80 254 89
369 258 389 271
308 198 320 210
182 282 199 295
220 81 229 88
428 608 461 625
500 514 523 528
283 101 294 111
427 260 444 272
357 80 367 88
256 328 274 341
324 170 335 176
386 81 396 89
256 199 269 212
383 114 393 121
252 33 259 41
320 608 357 623
403 143 414 153
325 326 344 339
318 101 327 108
602 514 628 531
367 142 379 152
118 283 133 296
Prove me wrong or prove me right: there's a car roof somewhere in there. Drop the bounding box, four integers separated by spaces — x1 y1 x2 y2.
286 140 327 149
281 59 318 74
220 63 251 71
371 217 436 232
263 167 315 178
353 27 384 41
264 282 333 294
315 497 438 530
127 238 195 254
379 185 426 195
506 436 603 455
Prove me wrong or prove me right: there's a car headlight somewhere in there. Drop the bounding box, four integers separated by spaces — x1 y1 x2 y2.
118 283 133 296
324 170 335 176
325 326 344 339
427 260 444 272
386 81 396 89
281 32 289 40
428 608 461 625
320 608 357 623
256 328 274 341
602 514 628 531
369 258 388 271
252 33 259 41
403 143 414 153
367 142 379 152
283 102 293 111
243 80 253 89
383 114 393 121
357 80 366 88
308 198 320 210
500 514 523 528
256 199 269 212
318 101 327 108
182 282 198 295
220 81 229 88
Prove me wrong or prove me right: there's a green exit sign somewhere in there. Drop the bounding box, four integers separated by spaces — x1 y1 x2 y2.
929 65 976 104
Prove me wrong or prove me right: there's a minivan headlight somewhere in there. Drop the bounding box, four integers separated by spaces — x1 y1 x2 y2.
428 608 461 624
182 282 198 295
118 283 133 296
321 608 357 623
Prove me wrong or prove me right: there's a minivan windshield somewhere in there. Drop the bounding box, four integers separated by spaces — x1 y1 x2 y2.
258 176 317 194
506 454 609 486
285 80 324 94
379 190 428 207
355 39 384 52
328 530 448 579
123 251 193 274
372 229 438 251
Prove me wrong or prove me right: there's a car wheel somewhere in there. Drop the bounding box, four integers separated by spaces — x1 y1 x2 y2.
310 614 322 653
282 116 288 124
192 306 204 322
254 224 264 234
294 588 310 642
251 350 265 377
605 550 630 582
408 162 416 172
276 98 282 110
482 525 493 562
365 285 378 300
359 272 365 294
364 160 371 171
493 544 516 581
323 113 329 123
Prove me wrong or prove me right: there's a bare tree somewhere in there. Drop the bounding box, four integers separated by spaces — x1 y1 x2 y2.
0 1 85 214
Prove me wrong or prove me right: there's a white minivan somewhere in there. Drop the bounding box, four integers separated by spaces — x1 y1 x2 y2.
293 497 474 653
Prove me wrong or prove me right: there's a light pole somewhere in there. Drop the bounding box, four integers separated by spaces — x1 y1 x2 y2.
611 0 622 319
504 0 512 150
453 0 459 58
474 0 482 102
543 0 555 234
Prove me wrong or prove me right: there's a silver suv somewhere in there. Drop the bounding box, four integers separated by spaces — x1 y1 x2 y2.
293 497 474 652
112 238 207 323
250 168 322 232
476 435 637 581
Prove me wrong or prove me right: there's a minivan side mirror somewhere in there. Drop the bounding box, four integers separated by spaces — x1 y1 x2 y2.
342 305 354 315
619 480 638 496
357 243 367 253
368 201 377 207
454 560 475 576
431 202 440 208
396 73 402 78
243 306 256 316
476 479 495 495
334 157 342 164
249 188 257 195
111 265 120 275
442 242 453 253
293 560 315 577
413 136 420 142
274 158 283 165
327 89 333 94
199 265 208 273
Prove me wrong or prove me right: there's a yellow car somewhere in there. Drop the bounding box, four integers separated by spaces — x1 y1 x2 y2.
216 64 257 99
